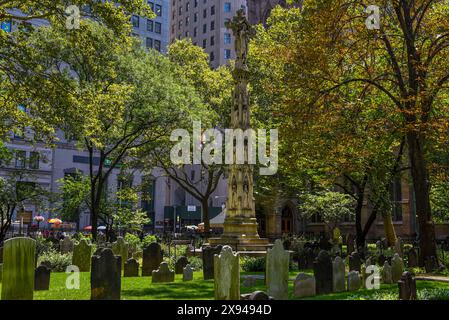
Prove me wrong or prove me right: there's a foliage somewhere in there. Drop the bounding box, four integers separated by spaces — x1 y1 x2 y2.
418 289 449 300
240 257 266 272
142 234 158 248
57 174 90 223
35 236 55 257
298 191 355 231
188 256 203 271
38 248 73 272
430 181 449 223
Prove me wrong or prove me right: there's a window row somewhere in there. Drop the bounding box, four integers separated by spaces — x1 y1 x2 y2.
146 37 162 52
14 150 40 170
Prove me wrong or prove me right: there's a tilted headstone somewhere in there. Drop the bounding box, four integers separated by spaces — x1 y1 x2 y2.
394 238 403 257
349 252 362 272
391 253 404 283
214 246 240 300
313 250 333 295
332 256 345 292
34 263 51 291
241 291 274 300
183 264 193 281
398 271 417 300
91 248 121 300
242 276 257 287
152 261 175 283
382 261 393 284
175 256 189 274
112 237 129 270
266 239 289 300
294 273 316 298
407 248 418 268
59 237 74 254
347 271 361 291
124 258 139 277
1 237 36 300
142 242 163 276
202 245 222 280
72 239 92 272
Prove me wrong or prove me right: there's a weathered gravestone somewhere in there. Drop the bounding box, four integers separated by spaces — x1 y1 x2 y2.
214 246 240 300
391 253 404 283
91 248 121 300
72 239 92 272
59 237 74 254
398 271 417 300
1 237 36 300
407 248 418 268
349 252 362 272
347 271 361 291
332 256 345 292
394 237 403 257
34 263 51 291
313 250 333 295
124 258 139 277
382 261 393 284
266 239 289 300
152 262 175 283
242 276 257 287
142 242 163 276
183 264 193 281
202 245 222 280
175 256 189 274
298 247 315 270
112 237 129 270
241 291 274 300
294 273 316 298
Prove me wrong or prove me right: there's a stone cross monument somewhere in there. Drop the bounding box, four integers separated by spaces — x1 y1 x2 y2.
208 9 269 252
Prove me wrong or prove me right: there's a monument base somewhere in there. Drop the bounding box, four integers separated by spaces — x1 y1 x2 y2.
208 217 270 252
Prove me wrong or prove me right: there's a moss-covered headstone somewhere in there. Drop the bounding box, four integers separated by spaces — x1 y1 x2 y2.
72 239 92 272
1 237 36 300
266 239 290 300
112 237 129 271
214 246 240 300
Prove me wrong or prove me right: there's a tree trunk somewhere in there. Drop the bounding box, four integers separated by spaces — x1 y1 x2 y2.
355 193 365 251
383 213 397 246
407 131 437 266
202 199 210 239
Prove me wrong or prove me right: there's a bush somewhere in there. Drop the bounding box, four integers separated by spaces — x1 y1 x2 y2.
142 234 158 248
240 256 265 272
188 256 203 271
38 248 72 272
35 236 55 256
419 288 449 300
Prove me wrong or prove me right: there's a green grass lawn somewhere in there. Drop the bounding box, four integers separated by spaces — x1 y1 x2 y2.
1 270 449 300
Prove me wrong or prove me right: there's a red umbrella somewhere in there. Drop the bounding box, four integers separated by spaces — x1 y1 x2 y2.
83 225 92 231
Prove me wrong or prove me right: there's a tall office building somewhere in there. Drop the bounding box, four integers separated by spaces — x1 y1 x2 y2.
170 0 247 68
131 0 171 53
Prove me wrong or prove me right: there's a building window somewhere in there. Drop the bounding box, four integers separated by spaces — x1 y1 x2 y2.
15 150 26 168
186 2 190 12
155 4 162 16
194 0 198 8
210 51 214 61
203 8 207 18
148 1 154 11
203 24 207 33
390 177 403 221
210 35 215 46
185 31 190 37
172 10 175 20
193 27 197 37
178 20 182 29
211 5 215 16
185 16 190 26
202 39 207 48
154 40 161 52
146 37 153 48
194 12 198 22
210 21 215 30
147 19 153 32
224 32 231 44
224 49 231 59
171 24 175 33
155 22 161 34
29 151 39 170
178 6 182 15
131 15 140 28
224 2 231 13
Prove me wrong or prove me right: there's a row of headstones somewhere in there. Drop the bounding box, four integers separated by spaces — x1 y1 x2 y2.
294 251 406 298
